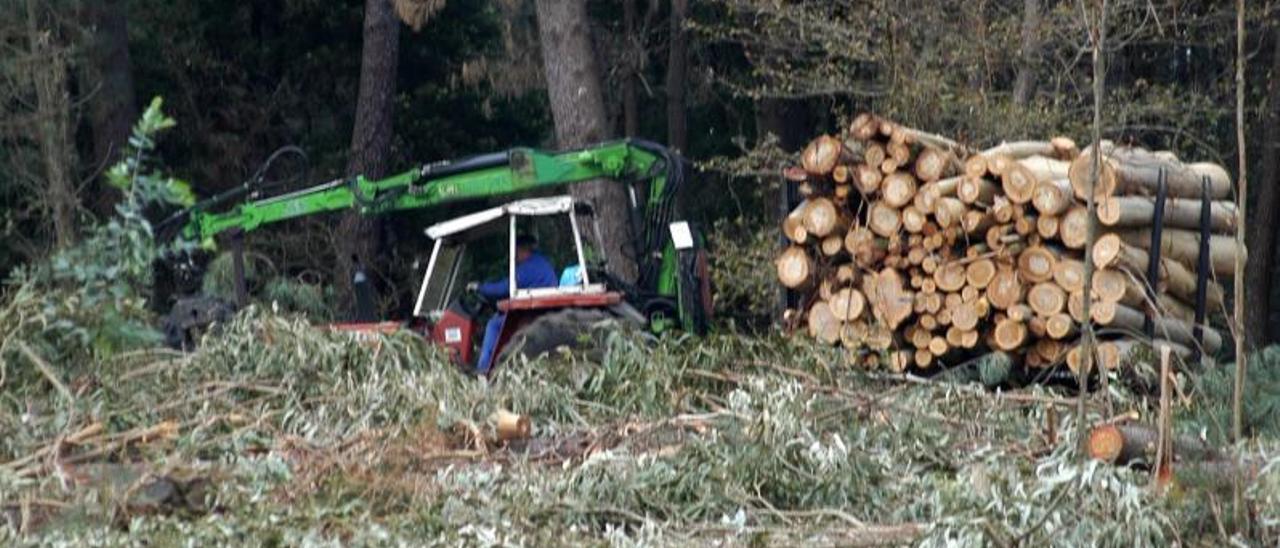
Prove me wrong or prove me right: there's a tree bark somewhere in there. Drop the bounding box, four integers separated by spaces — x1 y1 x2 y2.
759 98 812 320
83 0 136 181
621 0 639 137
1251 27 1280 346
1012 0 1040 106
27 0 78 249
535 0 636 283
337 0 400 317
665 0 688 152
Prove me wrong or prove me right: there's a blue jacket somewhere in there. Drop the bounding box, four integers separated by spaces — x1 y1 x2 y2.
478 252 557 299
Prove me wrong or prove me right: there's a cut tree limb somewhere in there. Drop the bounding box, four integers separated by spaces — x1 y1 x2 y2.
1094 302 1223 355
1117 228 1241 277
776 246 813 289
1097 196 1237 233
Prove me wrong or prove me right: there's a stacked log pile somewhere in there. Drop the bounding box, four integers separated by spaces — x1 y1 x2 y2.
776 113 1236 374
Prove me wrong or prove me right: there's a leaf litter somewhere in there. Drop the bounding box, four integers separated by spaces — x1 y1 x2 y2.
0 306 1277 546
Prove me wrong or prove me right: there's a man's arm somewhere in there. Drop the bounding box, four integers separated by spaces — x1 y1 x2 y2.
477 276 509 299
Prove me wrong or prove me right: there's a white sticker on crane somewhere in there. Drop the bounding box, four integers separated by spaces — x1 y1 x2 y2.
669 221 694 250
444 327 462 343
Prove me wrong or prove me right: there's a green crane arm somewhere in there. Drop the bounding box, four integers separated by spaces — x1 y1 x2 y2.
163 138 704 333
177 139 670 247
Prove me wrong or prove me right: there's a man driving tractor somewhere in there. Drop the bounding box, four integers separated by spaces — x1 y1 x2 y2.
466 234 558 373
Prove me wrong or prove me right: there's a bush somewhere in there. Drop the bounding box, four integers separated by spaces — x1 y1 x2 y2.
1 98 194 368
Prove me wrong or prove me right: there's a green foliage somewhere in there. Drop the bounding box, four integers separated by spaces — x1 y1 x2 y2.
2 98 189 364
2 314 1278 545
1183 345 1280 443
708 216 778 330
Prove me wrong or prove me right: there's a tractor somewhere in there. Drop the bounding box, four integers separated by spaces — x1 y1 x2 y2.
157 139 712 371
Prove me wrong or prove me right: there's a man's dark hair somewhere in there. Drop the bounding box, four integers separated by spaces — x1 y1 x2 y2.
516 234 538 249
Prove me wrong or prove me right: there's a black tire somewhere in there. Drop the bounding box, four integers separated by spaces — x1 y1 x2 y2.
161 295 237 350
495 308 619 365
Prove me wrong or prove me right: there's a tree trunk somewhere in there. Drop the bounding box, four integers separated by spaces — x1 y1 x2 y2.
665 0 688 152
27 0 78 249
1012 0 1040 106
83 0 136 191
621 0 638 137
337 0 400 318
536 0 636 283
1252 27 1280 346
758 98 811 320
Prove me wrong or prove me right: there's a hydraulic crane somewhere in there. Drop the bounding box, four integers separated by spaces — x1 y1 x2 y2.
158 139 712 366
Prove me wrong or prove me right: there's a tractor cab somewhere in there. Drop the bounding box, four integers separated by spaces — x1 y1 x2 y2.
411 195 630 366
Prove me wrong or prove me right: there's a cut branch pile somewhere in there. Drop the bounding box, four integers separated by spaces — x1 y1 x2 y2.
777 113 1234 374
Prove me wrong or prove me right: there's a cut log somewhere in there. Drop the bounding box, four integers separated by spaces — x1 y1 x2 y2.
802 197 846 238
820 235 846 257
1059 206 1089 249
981 141 1056 162
1000 164 1038 204
1018 156 1070 182
965 258 997 289
840 321 868 349
951 301 981 331
882 172 919 208
987 154 1015 177
934 261 967 292
1006 304 1034 322
1031 178 1074 215
868 202 902 238
913 147 954 182
902 206 927 233
927 334 947 357
1016 246 1057 283
496 409 532 441
807 301 841 344
933 197 966 229
1116 228 1240 277
847 228 888 267
801 135 852 176
850 113 882 141
1071 146 1232 200
986 268 1024 310
992 318 1027 350
1067 145 1120 200
958 177 998 205
888 350 913 372
963 155 988 178
909 348 932 368
783 200 811 243
828 287 867 321
1097 196 1237 233
854 163 883 194
1091 233 1224 308
1090 268 1129 303
1052 258 1085 293
1045 312 1076 339
1027 282 1067 316
887 140 912 166
776 246 814 289
990 196 1016 224
961 210 992 235
1050 136 1080 160
832 165 851 184
1094 303 1223 355
863 268 914 329
1087 423 1218 466
1036 215 1060 240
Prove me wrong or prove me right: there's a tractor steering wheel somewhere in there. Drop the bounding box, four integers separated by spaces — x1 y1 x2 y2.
456 286 495 318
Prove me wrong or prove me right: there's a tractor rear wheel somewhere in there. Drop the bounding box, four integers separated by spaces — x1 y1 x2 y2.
496 308 619 365
161 295 237 350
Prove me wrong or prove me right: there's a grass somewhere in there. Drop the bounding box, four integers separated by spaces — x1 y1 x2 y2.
1 307 1278 546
